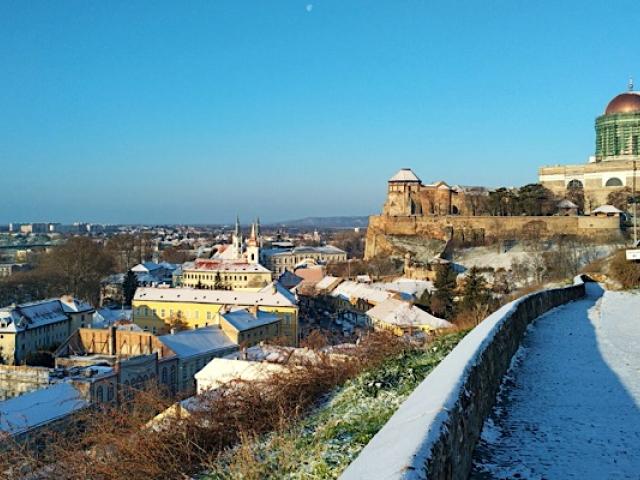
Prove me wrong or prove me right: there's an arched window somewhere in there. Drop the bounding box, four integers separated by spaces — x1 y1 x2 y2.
96 386 104 403
567 179 583 189
451 205 459 215
605 177 623 187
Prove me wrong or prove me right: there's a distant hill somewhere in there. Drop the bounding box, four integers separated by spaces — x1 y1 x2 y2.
273 216 370 229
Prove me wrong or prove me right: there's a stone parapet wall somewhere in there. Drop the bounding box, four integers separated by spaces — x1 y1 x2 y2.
340 277 586 480
365 214 622 258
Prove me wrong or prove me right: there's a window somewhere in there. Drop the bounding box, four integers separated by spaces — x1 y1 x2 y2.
605 177 623 187
96 386 104 403
567 179 583 189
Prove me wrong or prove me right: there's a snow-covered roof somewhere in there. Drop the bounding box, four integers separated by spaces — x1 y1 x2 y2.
92 307 133 328
389 168 421 183
220 308 280 332
367 298 452 330
157 326 238 359
371 278 435 299
0 382 89 436
315 275 342 292
0 297 92 333
133 282 297 308
262 245 346 258
557 199 578 209
278 270 303 289
59 296 93 314
330 281 393 305
194 358 288 391
592 204 623 214
186 259 271 273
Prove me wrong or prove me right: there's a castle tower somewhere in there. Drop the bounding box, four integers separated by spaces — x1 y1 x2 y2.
383 168 422 216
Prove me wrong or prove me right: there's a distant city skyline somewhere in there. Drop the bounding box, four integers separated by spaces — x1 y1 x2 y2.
2 1 640 224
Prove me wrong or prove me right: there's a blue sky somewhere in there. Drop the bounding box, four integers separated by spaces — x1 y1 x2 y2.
1 1 639 224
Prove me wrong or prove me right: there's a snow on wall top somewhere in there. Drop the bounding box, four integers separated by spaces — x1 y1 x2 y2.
340 277 585 480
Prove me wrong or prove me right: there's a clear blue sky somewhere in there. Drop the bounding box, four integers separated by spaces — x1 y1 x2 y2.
1 1 639 224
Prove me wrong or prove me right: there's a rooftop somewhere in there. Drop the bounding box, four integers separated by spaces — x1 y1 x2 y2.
157 326 238 359
389 168 421 183
220 308 280 332
0 382 89 436
0 297 92 332
367 298 452 330
134 282 297 308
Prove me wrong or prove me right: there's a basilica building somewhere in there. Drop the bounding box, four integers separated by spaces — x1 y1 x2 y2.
539 83 640 210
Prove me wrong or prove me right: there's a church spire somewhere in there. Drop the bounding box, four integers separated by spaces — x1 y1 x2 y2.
629 77 634 92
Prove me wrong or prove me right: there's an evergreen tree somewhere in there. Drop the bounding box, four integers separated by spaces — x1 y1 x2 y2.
122 270 138 306
430 263 457 319
460 266 491 312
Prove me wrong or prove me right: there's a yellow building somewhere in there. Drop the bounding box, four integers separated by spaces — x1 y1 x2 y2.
180 258 272 291
132 283 299 345
218 307 281 347
0 296 94 365
365 298 452 336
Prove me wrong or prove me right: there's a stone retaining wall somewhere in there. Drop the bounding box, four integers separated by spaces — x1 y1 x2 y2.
340 277 586 480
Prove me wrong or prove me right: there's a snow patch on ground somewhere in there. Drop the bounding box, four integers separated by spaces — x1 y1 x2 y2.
471 283 640 479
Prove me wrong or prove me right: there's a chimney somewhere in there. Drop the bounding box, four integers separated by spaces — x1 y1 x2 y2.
108 326 117 356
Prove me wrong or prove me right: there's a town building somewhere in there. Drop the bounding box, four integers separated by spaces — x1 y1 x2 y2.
54 326 237 395
539 82 640 209
132 283 299 345
366 298 452 336
261 245 347 275
219 307 281 347
0 296 94 365
155 327 239 392
194 358 288 395
180 258 272 291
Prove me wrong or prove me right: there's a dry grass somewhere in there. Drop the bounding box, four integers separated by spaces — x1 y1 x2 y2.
0 332 407 480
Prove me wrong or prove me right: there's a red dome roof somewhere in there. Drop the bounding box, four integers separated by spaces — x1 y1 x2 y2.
605 92 640 115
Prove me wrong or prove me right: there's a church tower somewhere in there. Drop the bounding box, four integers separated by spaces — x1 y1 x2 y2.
231 215 243 260
246 218 260 264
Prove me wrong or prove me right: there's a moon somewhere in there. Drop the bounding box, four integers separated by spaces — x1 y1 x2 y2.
306 4 313 12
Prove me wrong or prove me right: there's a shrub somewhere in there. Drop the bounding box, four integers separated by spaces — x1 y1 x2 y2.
609 250 640 289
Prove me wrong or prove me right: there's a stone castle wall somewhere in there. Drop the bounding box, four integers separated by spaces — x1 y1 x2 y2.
365 214 622 259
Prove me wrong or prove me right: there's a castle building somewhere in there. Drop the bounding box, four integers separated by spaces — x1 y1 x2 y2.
382 168 486 217
539 82 640 209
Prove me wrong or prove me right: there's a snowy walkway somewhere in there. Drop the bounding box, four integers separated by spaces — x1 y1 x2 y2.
470 283 640 479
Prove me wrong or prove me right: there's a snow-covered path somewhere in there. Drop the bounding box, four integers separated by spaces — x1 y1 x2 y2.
470 283 640 479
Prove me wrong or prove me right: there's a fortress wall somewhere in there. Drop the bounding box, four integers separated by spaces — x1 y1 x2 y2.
365 215 622 259
340 277 586 480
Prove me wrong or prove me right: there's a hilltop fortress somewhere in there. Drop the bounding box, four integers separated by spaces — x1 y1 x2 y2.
364 170 622 260
365 86 640 260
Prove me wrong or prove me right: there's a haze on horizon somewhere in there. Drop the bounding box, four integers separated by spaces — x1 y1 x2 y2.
1 1 639 224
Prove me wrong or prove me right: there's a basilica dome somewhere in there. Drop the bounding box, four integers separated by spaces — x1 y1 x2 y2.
605 91 640 115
